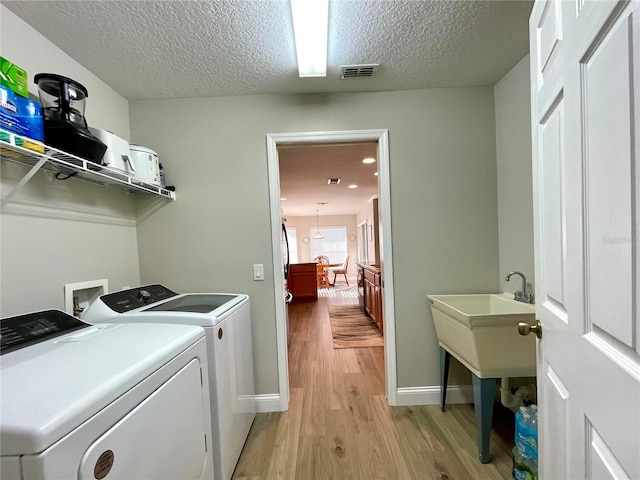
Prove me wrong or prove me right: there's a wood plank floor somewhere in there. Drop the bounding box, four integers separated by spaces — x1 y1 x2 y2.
233 293 515 480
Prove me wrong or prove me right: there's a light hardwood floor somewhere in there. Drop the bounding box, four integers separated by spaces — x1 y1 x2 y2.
233 293 515 480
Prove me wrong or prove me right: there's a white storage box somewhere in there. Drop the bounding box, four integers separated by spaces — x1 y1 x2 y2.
129 144 160 186
88 127 135 175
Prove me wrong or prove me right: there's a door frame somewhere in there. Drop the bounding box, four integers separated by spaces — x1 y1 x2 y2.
267 129 396 410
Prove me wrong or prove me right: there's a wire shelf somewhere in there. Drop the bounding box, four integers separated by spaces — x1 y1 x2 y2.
0 129 176 200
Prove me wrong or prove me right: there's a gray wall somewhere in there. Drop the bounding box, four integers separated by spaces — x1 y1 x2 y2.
130 88 500 394
1 6 140 317
0 6 130 140
2 4 534 399
494 55 535 295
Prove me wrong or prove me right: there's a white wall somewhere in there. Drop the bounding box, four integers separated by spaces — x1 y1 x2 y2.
130 87 500 394
494 55 535 295
285 214 357 273
0 6 139 316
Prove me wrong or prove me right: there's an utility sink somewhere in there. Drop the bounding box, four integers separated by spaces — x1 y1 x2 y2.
428 293 537 378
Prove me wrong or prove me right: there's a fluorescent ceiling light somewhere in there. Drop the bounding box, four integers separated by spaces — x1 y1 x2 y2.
348 184 358 189
290 0 329 77
362 157 376 164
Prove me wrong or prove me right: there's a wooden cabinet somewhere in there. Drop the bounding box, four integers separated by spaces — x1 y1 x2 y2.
363 266 383 333
288 263 318 302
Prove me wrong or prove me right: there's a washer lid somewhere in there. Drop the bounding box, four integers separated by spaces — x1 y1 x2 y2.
129 293 249 326
143 293 241 314
0 313 205 455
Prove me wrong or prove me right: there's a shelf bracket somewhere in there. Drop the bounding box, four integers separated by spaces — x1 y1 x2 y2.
1 156 47 210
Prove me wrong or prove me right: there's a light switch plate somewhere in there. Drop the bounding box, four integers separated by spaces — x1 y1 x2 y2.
253 264 264 281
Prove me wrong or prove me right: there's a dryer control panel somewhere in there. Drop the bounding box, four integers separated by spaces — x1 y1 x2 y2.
1 310 88 355
100 284 178 313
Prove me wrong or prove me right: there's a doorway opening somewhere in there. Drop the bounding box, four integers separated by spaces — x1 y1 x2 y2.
267 129 397 410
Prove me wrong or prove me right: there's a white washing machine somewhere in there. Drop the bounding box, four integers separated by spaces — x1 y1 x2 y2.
0 309 214 480
83 284 256 480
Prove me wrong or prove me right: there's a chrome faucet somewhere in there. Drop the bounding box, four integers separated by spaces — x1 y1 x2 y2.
505 271 535 304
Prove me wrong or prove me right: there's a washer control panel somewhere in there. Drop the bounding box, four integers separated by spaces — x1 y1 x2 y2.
1 310 88 355
100 284 178 313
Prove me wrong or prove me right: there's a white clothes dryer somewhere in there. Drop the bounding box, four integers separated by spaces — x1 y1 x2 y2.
83 284 256 480
0 309 214 480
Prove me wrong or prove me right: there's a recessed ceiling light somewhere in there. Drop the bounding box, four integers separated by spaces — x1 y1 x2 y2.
362 157 376 164
374 172 378 176
348 184 358 189
281 197 287 201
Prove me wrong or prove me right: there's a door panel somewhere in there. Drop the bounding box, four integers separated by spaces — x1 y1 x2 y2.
542 363 569 479
583 13 635 347
537 0 562 80
530 0 640 478
539 100 566 307
587 421 632 480
532 0 564 115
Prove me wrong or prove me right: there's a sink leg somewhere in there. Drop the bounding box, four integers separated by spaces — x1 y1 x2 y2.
440 347 451 412
472 374 497 464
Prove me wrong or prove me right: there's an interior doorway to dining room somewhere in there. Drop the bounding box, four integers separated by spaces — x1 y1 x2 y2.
278 140 377 301
267 129 397 409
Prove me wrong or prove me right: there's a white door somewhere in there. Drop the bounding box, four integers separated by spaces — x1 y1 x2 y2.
530 0 640 478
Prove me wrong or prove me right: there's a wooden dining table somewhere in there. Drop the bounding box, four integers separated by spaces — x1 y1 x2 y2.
317 262 341 287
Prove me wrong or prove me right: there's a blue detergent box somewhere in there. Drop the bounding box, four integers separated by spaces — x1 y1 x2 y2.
0 85 44 142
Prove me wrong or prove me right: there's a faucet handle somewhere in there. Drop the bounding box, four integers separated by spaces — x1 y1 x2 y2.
513 290 535 304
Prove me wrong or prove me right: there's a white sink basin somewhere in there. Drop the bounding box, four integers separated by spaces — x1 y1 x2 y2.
427 293 537 378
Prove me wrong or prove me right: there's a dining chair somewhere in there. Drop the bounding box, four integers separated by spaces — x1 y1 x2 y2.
329 255 350 286
314 256 330 288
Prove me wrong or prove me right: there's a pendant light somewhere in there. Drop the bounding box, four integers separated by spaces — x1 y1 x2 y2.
313 209 324 239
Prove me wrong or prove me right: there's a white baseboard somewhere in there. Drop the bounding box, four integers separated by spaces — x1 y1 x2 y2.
396 385 474 407
254 393 283 413
254 386 473 412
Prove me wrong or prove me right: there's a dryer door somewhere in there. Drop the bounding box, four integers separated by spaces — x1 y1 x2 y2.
79 359 209 480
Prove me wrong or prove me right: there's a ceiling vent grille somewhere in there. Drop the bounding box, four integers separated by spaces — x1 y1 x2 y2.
328 178 341 185
340 64 379 79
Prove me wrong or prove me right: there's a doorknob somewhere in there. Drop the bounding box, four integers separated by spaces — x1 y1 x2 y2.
518 320 542 339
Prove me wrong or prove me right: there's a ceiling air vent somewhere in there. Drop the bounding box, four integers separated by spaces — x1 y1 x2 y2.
328 178 341 185
340 64 379 79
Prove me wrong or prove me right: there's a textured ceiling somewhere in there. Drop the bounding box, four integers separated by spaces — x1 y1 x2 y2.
278 142 379 217
4 0 532 216
3 0 533 100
